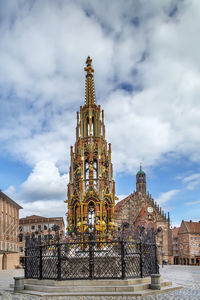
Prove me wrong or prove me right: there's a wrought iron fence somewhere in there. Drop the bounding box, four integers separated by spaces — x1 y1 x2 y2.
25 231 159 280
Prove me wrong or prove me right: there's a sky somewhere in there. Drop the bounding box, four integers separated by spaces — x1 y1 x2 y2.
0 0 200 227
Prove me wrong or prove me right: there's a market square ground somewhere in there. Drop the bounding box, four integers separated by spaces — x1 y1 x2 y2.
0 265 200 299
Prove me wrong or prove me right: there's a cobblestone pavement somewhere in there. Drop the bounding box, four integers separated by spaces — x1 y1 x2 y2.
0 265 200 299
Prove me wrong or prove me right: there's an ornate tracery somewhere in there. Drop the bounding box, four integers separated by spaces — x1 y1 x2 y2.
66 57 116 239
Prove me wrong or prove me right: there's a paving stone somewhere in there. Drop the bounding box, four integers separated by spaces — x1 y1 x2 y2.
0 266 200 299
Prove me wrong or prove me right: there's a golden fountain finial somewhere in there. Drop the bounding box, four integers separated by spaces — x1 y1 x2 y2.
140 162 142 171
84 56 94 75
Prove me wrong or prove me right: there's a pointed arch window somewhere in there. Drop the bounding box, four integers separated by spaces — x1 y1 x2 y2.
86 117 89 136
74 204 78 227
85 160 89 180
93 160 97 179
105 202 109 231
88 202 95 232
92 116 95 136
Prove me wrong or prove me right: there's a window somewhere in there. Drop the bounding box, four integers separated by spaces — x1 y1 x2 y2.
191 250 194 254
191 237 193 240
24 225 29 232
49 224 54 230
38 225 42 231
195 237 197 240
191 243 193 246
31 225 35 231
19 247 23 253
19 234 23 242
19 226 23 232
44 224 48 230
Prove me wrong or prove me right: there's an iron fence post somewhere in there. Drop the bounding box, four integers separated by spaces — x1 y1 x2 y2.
39 245 43 280
121 240 126 279
57 243 61 280
89 234 94 279
140 240 143 278
24 247 27 278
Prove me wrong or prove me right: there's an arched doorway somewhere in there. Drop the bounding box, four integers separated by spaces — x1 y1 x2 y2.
2 254 7 270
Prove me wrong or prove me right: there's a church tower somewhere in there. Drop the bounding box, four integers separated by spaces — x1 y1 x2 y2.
66 57 116 239
136 164 146 194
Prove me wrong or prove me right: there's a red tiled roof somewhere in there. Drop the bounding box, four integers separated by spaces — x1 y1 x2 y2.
184 221 200 233
137 206 147 219
20 215 64 222
172 227 180 238
115 193 134 212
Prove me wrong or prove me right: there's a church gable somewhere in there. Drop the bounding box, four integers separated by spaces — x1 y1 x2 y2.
115 166 170 230
134 205 158 229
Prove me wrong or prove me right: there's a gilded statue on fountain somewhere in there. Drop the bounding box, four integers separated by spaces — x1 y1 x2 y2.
66 57 117 240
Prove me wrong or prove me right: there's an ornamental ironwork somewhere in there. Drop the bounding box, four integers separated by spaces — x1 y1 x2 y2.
25 228 159 280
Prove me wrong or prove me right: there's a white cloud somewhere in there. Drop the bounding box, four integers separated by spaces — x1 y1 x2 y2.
155 189 179 205
185 200 200 206
183 173 200 190
4 161 68 220
0 0 200 177
20 160 68 201
3 185 16 199
19 200 66 220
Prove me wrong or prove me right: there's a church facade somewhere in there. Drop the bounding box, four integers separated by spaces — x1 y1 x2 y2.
66 57 116 239
115 166 173 264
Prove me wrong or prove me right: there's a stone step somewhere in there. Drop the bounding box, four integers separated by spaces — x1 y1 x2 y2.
19 283 182 297
25 277 150 286
24 283 150 293
24 280 172 293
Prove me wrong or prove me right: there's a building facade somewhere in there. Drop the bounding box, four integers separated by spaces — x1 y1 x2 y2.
172 227 179 264
115 166 173 264
178 220 200 265
66 57 116 239
0 191 22 270
19 215 65 264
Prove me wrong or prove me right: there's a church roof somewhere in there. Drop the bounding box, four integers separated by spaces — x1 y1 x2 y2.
137 206 147 219
115 193 134 213
133 206 147 224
